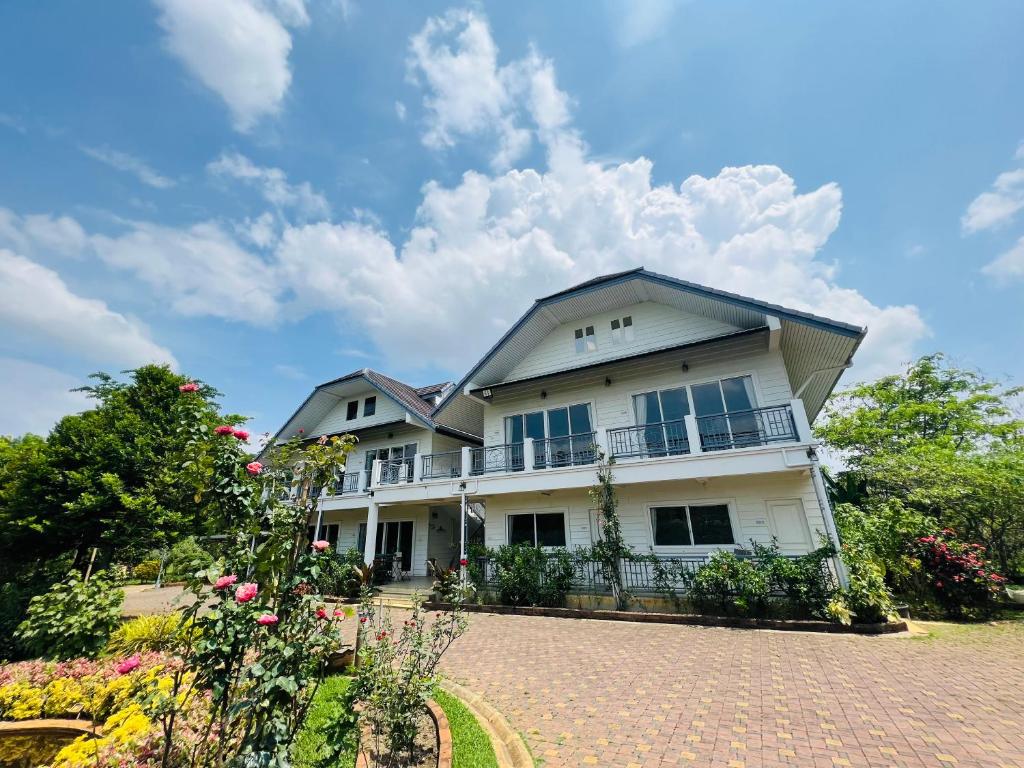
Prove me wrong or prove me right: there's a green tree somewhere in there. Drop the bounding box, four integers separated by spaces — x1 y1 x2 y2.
818 354 1024 576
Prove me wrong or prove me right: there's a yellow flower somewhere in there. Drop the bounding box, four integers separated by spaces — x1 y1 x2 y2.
43 677 86 717
0 681 44 720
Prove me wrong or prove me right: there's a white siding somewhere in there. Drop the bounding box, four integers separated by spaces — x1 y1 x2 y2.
429 433 472 455
313 388 407 436
482 472 825 556
434 392 484 439
482 348 793 446
505 301 740 383
347 424 433 474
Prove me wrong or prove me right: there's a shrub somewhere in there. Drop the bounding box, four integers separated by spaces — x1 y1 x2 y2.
15 571 124 660
756 542 838 619
432 567 461 602
690 551 770 617
833 539 895 624
132 559 161 582
490 543 576 607
909 532 1007 618
106 613 190 656
162 537 213 582
314 548 364 598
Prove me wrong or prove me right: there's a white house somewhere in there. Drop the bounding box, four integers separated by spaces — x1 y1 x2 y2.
267 268 863 586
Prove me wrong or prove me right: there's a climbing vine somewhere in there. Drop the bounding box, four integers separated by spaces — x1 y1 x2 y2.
587 454 632 609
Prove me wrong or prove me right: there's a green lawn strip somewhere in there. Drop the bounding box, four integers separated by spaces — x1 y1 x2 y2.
434 688 499 768
295 675 356 768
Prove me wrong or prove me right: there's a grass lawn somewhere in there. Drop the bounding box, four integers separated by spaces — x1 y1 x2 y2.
294 675 356 768
434 688 499 768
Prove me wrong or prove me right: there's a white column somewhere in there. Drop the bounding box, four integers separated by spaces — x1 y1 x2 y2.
789 398 813 443
370 459 383 488
523 437 536 470
363 501 379 566
413 453 424 483
594 427 609 459
460 446 472 479
683 414 703 454
357 469 368 493
459 492 468 587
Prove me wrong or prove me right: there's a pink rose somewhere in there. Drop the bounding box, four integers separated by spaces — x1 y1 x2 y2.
235 582 258 603
214 425 234 436
333 609 345 618
459 558 468 567
246 461 263 476
315 607 328 619
214 574 238 590
115 656 141 675
178 382 199 393
311 540 330 552
232 429 250 441
257 614 279 626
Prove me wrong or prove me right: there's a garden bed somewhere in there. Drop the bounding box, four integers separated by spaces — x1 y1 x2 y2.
423 601 907 635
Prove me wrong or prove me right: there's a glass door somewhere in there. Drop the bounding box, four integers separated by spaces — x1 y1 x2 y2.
376 520 414 573
505 412 543 470
692 376 757 450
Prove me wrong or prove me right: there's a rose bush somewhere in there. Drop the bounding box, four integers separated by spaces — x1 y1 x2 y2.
909 531 1007 618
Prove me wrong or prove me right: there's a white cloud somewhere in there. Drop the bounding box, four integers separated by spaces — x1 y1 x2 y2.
207 151 330 219
982 236 1024 281
91 220 281 325
0 113 27 134
394 101 407 121
406 8 578 170
0 358 93 437
0 207 88 257
154 0 304 132
80 145 176 189
0 249 176 367
605 0 684 48
962 152 1024 234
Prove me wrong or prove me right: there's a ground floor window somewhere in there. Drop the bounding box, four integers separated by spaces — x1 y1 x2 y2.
649 504 734 546
507 512 566 547
307 523 340 551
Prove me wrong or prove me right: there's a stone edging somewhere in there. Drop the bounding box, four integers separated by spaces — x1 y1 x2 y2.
354 698 453 768
0 718 99 736
440 680 534 768
423 601 907 635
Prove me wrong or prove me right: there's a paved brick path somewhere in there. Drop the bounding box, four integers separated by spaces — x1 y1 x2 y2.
436 614 1024 768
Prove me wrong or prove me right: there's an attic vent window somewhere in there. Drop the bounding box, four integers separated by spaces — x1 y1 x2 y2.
346 401 358 420
574 325 596 354
363 396 376 417
611 315 634 344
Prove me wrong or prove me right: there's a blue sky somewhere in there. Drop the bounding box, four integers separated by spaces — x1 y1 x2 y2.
1 1 1022 441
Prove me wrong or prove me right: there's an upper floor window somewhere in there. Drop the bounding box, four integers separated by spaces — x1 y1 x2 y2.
364 396 376 417
346 401 358 420
573 326 596 354
610 315 634 344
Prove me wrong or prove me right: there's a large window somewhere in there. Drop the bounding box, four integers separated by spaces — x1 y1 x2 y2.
649 504 734 546
505 403 595 467
507 512 566 547
573 325 596 354
364 444 417 483
631 387 690 456
691 375 759 449
307 523 340 551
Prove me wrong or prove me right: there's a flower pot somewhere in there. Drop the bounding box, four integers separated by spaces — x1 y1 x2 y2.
326 647 355 673
1006 587 1024 605
894 603 911 618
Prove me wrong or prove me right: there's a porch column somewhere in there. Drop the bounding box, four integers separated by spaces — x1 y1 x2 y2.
460 446 472 479
357 469 368 492
363 501 379 566
413 453 424 483
593 427 609 459
789 398 813 443
523 437 536 470
683 414 703 454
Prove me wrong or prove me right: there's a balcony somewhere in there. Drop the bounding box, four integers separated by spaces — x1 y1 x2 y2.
377 457 415 485
470 443 525 475
695 404 798 452
421 449 462 479
607 419 689 459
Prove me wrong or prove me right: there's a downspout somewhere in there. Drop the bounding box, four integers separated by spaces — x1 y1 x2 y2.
459 488 468 587
807 446 849 588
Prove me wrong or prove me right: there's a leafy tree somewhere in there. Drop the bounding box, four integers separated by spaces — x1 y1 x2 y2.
818 354 1024 576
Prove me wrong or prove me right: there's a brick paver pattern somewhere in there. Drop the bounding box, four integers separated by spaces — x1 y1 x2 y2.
433 614 1024 768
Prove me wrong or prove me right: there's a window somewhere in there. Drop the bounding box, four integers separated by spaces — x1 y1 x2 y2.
631 388 690 455
691 375 759 449
611 315 634 344
504 404 595 467
507 512 566 547
307 523 340 551
650 504 734 546
363 396 376 417
346 401 358 420
573 325 596 354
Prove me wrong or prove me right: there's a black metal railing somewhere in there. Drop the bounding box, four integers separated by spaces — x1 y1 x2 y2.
469 443 525 475
608 419 689 459
696 404 797 452
421 450 462 479
471 549 835 596
378 457 415 485
336 471 362 494
533 432 598 469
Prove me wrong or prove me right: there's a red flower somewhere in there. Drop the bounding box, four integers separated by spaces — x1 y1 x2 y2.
315 607 328 619
935 580 944 589
359 616 367 624
178 382 199 393
459 558 468 567
232 429 250 441
246 461 263 476
214 425 234 436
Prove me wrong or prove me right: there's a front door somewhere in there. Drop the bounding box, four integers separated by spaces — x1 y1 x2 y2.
375 520 414 571
767 500 812 553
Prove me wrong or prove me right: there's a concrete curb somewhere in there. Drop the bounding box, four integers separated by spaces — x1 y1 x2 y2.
355 698 453 768
0 718 99 736
440 679 533 768
423 601 907 635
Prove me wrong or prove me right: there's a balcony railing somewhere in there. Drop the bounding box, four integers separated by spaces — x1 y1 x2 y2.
470 443 525 475
378 457 415 485
608 419 689 459
533 432 598 469
336 471 363 495
696 404 797 452
422 450 462 479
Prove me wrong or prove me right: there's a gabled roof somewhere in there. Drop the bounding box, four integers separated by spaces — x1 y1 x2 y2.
436 268 866 421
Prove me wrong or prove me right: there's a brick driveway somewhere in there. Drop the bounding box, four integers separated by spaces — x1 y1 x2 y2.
436 614 1024 768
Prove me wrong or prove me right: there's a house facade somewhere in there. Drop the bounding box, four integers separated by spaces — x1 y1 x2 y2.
268 268 863 584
